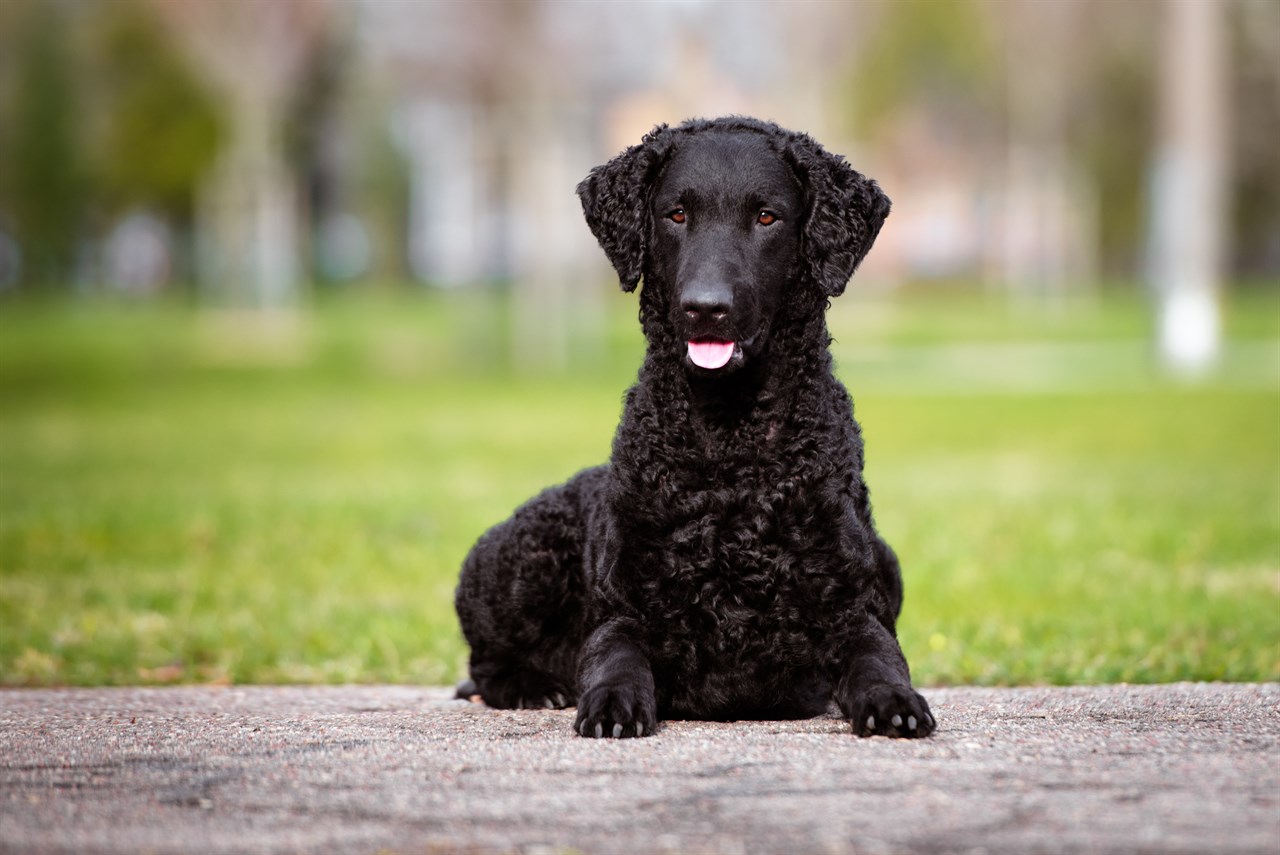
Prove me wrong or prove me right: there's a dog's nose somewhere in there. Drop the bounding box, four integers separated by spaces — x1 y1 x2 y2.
681 281 733 324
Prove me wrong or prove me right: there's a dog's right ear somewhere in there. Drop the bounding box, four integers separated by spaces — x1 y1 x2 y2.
577 125 672 292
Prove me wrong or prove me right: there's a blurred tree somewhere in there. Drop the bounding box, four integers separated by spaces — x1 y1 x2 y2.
1074 38 1157 277
0 0 19 212
358 105 412 283
997 0 1096 295
287 24 346 285
1023 0 1277 285
4 0 85 287
1040 0 1175 282
1229 0 1280 281
282 20 387 286
84 0 225 224
848 0 1001 141
159 0 326 309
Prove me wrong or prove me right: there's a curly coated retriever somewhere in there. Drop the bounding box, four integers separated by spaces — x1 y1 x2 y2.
454 116 933 739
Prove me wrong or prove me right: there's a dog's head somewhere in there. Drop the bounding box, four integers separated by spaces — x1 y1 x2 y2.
577 117 890 376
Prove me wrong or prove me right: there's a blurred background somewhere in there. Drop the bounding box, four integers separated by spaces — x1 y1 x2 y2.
0 0 1276 689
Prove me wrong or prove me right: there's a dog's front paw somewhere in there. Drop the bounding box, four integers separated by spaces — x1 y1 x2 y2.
846 684 935 738
574 681 657 738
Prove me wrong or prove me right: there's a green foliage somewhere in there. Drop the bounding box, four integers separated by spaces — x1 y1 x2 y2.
0 290 1277 687
5 1 85 285
847 0 1000 137
1228 1 1280 277
84 0 225 220
1076 50 1156 275
0 0 223 288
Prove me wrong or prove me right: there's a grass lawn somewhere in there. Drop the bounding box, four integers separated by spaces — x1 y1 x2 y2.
1 286 1277 687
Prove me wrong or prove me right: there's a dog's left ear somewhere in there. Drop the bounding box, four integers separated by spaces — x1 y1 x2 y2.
577 125 673 292
784 135 891 297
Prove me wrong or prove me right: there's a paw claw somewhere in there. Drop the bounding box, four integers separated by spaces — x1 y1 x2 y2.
846 684 934 739
574 680 657 739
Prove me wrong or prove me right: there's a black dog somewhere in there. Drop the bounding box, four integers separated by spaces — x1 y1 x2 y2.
454 116 933 739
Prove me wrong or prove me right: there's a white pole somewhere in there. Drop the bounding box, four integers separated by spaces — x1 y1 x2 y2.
1152 0 1228 375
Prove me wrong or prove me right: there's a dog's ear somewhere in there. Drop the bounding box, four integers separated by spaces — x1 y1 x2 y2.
577 125 672 292
785 135 891 297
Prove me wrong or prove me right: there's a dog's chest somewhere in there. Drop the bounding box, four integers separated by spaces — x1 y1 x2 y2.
639 468 849 641
617 381 864 656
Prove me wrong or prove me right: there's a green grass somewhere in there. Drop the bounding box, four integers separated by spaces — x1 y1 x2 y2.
1 287 1277 687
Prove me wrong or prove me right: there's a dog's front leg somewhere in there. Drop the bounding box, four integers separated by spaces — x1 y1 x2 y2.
574 618 657 738
834 619 935 738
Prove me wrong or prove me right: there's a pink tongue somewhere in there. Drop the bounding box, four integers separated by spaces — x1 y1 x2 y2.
688 340 735 370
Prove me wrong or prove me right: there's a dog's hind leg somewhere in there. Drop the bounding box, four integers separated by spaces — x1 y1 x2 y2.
454 481 591 710
464 658 576 709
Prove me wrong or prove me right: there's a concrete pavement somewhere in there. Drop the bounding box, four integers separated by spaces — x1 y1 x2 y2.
1 683 1277 854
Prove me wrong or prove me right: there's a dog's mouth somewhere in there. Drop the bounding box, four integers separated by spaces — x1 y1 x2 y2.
687 339 741 372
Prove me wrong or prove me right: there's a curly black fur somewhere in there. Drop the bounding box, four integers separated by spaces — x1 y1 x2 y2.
455 117 933 739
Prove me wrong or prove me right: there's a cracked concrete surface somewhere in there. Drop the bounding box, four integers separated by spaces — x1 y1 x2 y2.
1 683 1277 854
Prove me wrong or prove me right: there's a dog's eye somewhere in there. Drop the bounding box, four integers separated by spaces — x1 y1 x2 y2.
757 210 778 226
668 208 687 224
